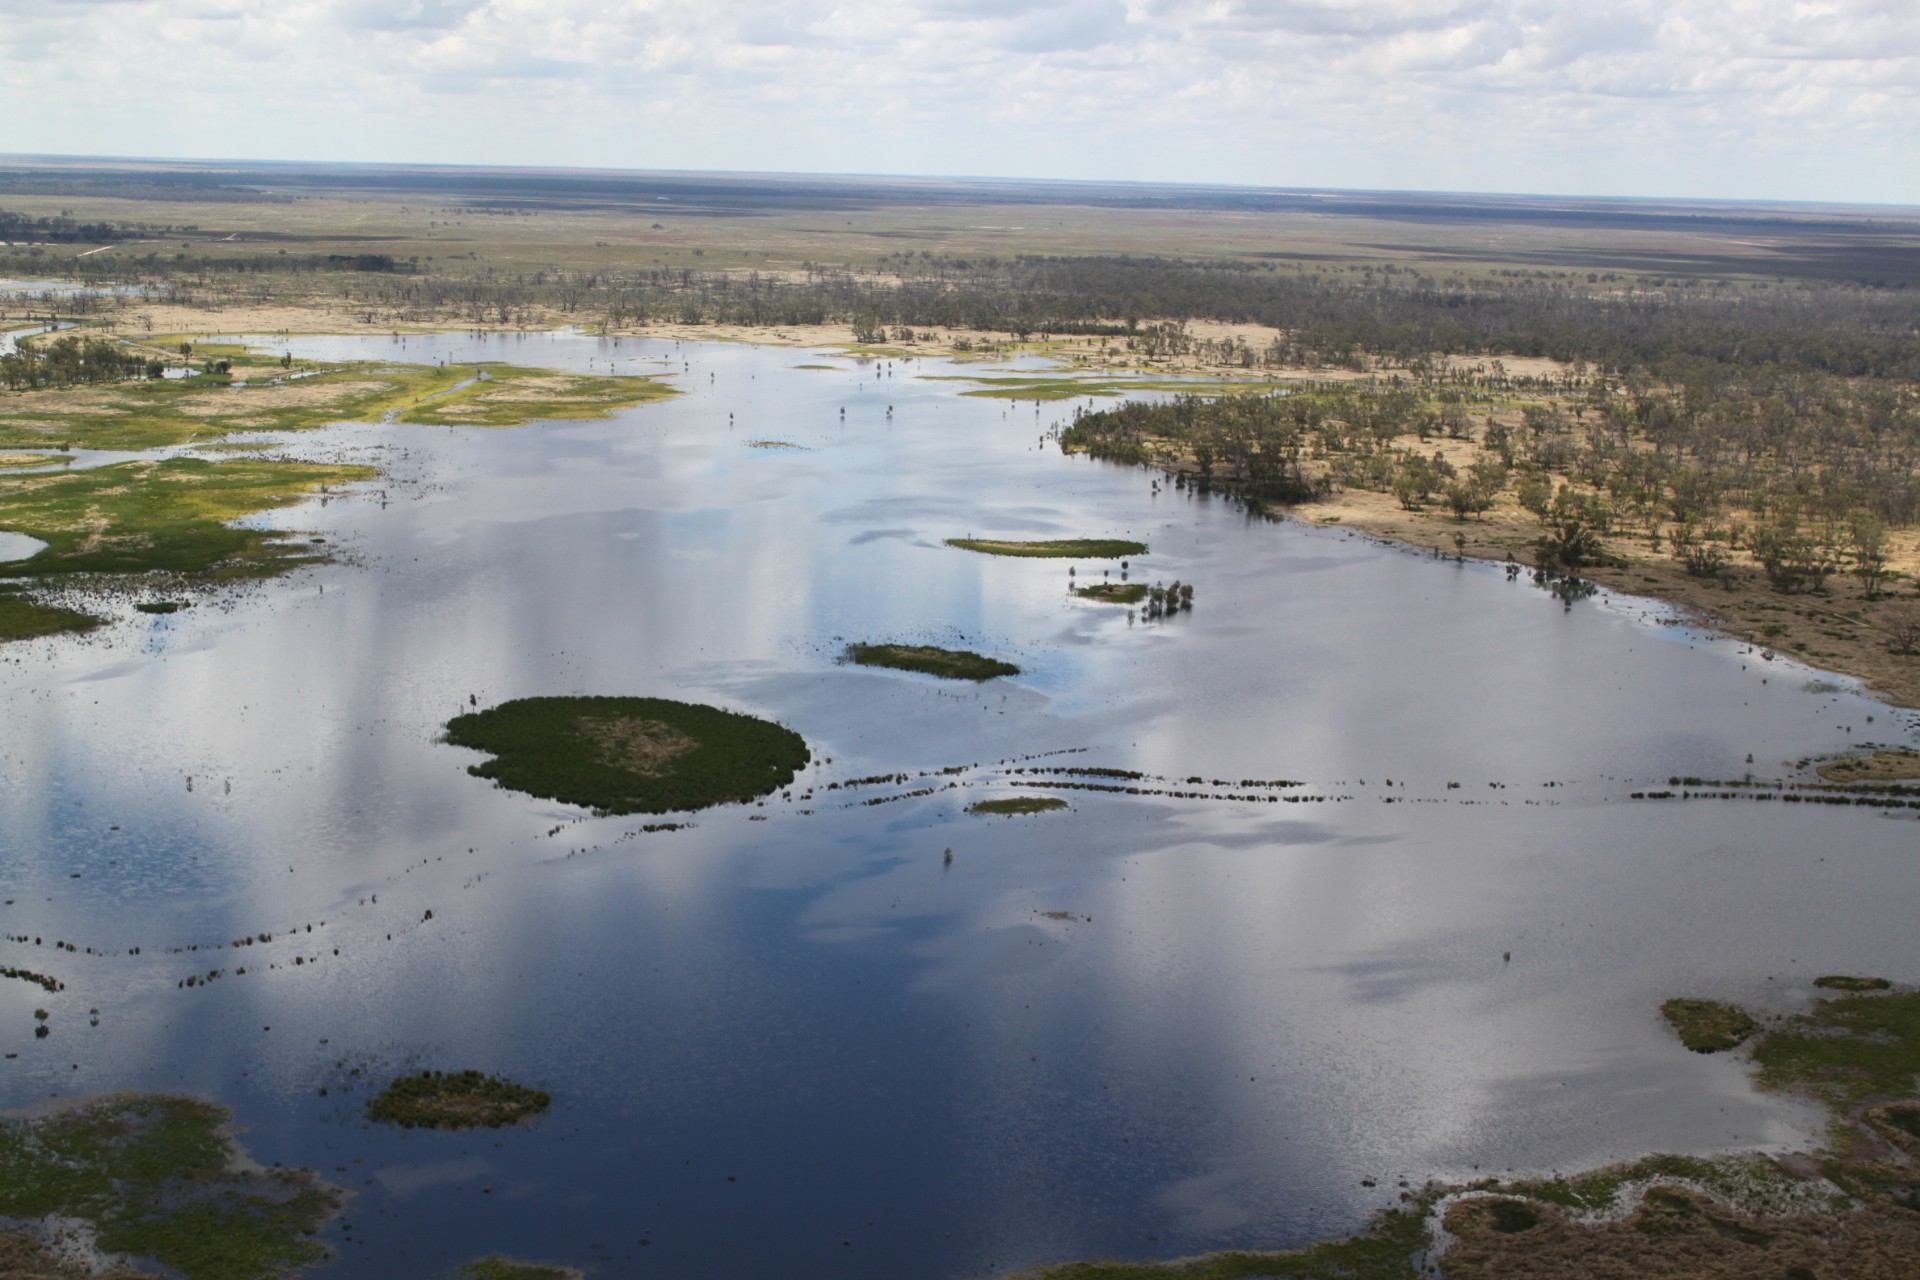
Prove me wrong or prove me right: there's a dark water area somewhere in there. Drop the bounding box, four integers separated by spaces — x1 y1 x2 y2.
2 331 1916 1278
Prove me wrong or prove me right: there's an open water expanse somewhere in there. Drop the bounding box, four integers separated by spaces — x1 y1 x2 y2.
2 331 1917 1278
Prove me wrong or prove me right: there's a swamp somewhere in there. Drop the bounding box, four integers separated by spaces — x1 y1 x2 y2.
0 168 1917 1279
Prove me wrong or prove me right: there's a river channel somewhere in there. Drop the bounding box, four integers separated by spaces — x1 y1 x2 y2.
1 330 1915 1278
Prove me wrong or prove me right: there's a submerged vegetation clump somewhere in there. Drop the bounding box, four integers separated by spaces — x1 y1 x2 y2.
368 1069 550 1130
947 537 1146 559
445 696 809 815
0 1093 339 1280
1660 998 1759 1053
846 643 1019 681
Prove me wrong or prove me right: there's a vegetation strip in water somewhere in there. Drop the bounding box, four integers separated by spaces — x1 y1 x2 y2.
367 1070 550 1130
1073 582 1148 604
1032 983 1920 1280
445 695 810 815
0 1093 340 1280
947 537 1146 558
845 643 1019 680
1816 750 1920 783
967 796 1069 815
456 1260 582 1280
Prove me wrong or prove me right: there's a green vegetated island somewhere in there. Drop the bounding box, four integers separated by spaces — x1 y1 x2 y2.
1026 980 1920 1280
444 695 809 815
968 796 1070 815
846 642 1019 680
367 1069 551 1130
947 537 1146 559
0 337 675 641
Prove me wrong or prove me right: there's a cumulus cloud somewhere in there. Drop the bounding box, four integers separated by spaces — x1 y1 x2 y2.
0 0 1914 201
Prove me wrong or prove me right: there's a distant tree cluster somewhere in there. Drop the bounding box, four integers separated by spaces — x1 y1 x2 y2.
0 334 154 390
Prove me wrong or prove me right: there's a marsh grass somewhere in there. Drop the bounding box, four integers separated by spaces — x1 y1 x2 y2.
1660 998 1759 1053
967 796 1069 815
457 1260 582 1280
367 1070 550 1130
1023 1195 1434 1280
846 643 1019 680
0 457 374 579
445 696 809 815
1074 582 1148 604
947 537 1146 559
0 1094 339 1280
1816 751 1920 783
0 594 101 639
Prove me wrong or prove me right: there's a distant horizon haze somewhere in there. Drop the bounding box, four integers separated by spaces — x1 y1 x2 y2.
1 0 1914 206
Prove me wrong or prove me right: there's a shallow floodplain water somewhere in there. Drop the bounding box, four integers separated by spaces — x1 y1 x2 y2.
2 331 1917 1278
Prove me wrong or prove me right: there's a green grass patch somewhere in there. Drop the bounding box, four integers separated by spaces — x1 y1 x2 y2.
0 456 374 578
967 796 1069 816
367 1070 550 1130
445 695 810 816
0 1093 340 1280
1752 988 1920 1108
947 537 1146 559
846 643 1019 680
390 367 676 427
136 600 188 614
1021 1194 1433 1280
0 360 673 452
0 594 102 640
1074 582 1149 604
1814 974 1891 992
1661 998 1759 1053
921 374 1277 402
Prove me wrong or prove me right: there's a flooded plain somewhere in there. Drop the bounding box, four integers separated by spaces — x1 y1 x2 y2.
2 330 1916 1278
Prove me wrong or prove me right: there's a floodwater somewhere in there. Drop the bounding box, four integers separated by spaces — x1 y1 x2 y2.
2 331 1915 1279
0 532 44 563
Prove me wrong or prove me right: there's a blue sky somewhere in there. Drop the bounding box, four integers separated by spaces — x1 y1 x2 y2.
3 0 1916 204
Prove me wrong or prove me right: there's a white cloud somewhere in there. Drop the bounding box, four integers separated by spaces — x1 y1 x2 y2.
0 0 1914 202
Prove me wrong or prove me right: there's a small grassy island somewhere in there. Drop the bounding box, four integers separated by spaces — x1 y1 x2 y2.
947 537 1146 559
1073 582 1149 604
0 1093 340 1280
1659 997 1759 1053
1816 749 1920 783
1030 981 1920 1280
457 1261 583 1280
968 796 1069 816
445 695 810 815
846 643 1019 681
367 1069 551 1130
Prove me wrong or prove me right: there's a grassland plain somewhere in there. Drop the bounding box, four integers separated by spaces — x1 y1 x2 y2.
1024 984 1920 1280
443 695 810 816
845 642 1020 680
